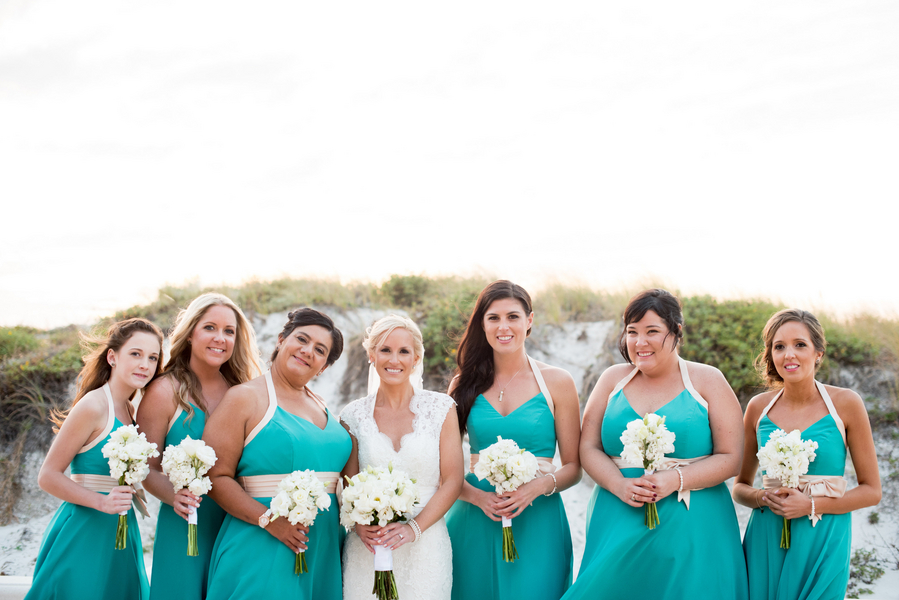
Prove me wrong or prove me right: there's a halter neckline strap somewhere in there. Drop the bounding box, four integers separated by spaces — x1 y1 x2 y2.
246 371 329 447
79 383 117 454
608 357 708 410
757 380 846 445
526 355 555 417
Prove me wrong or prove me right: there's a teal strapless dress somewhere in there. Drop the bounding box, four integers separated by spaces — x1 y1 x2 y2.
743 382 850 600
149 403 226 600
205 373 352 600
563 370 748 599
446 392 573 600
27 385 149 600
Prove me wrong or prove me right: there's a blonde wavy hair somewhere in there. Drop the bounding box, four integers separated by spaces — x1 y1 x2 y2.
162 293 263 421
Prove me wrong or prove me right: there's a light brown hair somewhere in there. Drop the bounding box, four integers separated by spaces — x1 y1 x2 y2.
756 308 827 388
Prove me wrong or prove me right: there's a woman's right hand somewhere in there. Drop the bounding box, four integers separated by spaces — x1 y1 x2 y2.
472 488 510 522
173 488 201 520
266 516 310 553
98 486 134 515
354 523 382 553
615 476 657 508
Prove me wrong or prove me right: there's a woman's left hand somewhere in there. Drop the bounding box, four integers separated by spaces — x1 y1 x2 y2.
764 487 813 519
495 476 554 519
640 470 681 502
375 522 416 550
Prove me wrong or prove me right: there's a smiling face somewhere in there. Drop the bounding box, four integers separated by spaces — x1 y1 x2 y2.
370 327 418 388
771 321 823 383
482 297 534 355
625 310 679 371
276 325 332 382
108 331 161 390
189 305 237 369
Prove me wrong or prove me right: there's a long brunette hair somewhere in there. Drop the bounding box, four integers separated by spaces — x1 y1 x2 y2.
450 280 532 434
51 318 164 431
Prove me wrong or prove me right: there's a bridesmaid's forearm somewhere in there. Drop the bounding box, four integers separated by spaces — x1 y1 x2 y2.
550 462 582 494
208 475 267 524
680 453 741 491
732 482 763 508
142 468 176 506
816 485 881 515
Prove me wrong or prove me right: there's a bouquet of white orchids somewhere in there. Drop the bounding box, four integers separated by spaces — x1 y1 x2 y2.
340 464 420 600
160 436 217 556
620 413 676 530
101 424 159 550
757 429 818 548
269 470 332 574
473 436 539 562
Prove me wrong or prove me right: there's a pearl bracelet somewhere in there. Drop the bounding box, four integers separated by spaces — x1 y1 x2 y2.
544 473 558 496
809 497 816 523
675 467 684 493
408 518 422 542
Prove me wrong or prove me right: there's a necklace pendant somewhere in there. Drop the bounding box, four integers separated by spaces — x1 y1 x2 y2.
498 391 504 402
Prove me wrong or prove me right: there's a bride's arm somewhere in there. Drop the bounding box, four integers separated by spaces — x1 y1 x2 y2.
376 407 464 550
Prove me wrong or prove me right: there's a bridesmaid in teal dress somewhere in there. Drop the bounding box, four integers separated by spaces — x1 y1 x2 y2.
137 293 262 600
203 308 352 600
564 289 748 600
27 318 164 600
734 309 881 600
445 281 582 600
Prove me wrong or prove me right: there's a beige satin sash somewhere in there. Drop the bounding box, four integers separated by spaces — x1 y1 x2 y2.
70 473 150 517
762 474 847 526
239 472 340 497
469 455 557 477
611 455 710 509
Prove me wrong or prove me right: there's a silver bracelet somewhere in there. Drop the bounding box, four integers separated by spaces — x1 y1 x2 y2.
543 473 558 496
408 518 422 542
675 467 684 492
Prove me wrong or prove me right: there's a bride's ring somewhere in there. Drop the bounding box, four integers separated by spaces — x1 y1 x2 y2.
399 534 404 540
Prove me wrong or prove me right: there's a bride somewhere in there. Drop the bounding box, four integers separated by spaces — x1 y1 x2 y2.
340 315 463 600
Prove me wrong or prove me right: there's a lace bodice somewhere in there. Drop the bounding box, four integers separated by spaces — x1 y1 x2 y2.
340 390 455 495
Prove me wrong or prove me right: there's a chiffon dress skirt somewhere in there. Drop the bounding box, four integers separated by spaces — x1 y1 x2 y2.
26 386 149 600
446 392 573 600
743 383 850 600
205 374 352 600
149 403 226 600
563 384 748 599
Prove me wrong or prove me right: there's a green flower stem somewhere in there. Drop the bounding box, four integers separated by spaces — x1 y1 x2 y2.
295 551 308 575
187 523 198 557
780 517 791 549
502 525 519 563
645 503 660 530
114 475 128 550
373 570 398 600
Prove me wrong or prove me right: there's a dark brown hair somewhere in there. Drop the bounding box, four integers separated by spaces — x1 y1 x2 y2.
451 280 533 433
756 308 826 388
271 308 344 367
617 289 684 363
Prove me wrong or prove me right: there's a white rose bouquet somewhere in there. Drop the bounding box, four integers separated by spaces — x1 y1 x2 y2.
268 470 332 574
473 436 539 562
160 436 217 556
340 464 420 600
101 424 159 550
620 413 676 530
757 428 818 548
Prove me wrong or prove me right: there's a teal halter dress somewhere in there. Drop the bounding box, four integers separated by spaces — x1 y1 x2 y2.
26 384 149 600
149 402 226 600
743 381 850 600
446 359 573 600
562 359 748 600
205 372 351 600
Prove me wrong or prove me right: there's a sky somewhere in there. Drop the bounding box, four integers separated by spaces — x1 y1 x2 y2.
1 0 898 328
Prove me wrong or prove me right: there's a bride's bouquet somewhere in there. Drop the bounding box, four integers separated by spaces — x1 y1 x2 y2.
340 464 420 600
269 470 332 574
757 428 818 549
473 436 539 563
620 413 676 530
160 436 217 556
101 424 159 550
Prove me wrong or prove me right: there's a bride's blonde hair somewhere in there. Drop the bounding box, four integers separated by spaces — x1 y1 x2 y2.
363 315 424 365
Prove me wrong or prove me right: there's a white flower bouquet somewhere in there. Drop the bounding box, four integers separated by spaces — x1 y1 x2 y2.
473 436 539 562
101 424 159 550
340 464 420 600
620 413 676 530
757 428 818 548
160 436 217 556
269 470 332 574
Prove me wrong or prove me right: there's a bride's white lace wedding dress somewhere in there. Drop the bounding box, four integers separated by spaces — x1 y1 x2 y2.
340 390 455 600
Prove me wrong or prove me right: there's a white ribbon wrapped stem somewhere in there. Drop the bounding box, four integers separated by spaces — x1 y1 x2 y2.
762 474 847 527
188 505 198 526
374 545 394 571
501 516 512 528
611 455 710 510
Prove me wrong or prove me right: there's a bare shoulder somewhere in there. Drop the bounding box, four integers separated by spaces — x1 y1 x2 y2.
219 376 267 416
683 360 726 385
599 362 634 385
140 374 178 409
823 384 867 418
69 387 108 420
745 390 778 421
534 360 576 387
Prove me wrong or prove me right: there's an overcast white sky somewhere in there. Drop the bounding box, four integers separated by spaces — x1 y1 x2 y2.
2 0 898 328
